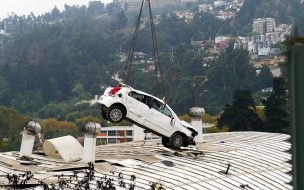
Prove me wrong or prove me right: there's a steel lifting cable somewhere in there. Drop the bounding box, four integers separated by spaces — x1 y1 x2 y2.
123 0 145 83
147 0 166 100
123 0 166 100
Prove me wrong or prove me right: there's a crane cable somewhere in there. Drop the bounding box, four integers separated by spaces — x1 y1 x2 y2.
123 0 166 101
147 0 166 101
123 0 145 83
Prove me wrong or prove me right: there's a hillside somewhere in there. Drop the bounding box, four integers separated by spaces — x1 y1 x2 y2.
234 0 304 33
0 1 302 118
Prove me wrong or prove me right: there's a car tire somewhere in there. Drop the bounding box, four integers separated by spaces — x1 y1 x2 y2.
161 137 171 148
101 110 108 121
107 106 125 123
183 141 189 147
169 132 184 149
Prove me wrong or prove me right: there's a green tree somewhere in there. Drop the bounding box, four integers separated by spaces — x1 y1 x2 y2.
88 1 105 16
0 77 9 100
0 106 28 151
75 116 102 127
218 89 264 131
41 118 78 138
65 111 82 122
257 65 273 90
72 83 84 97
204 45 256 113
38 103 62 119
262 77 289 133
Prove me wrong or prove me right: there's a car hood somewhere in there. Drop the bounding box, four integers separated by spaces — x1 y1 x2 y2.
180 120 195 130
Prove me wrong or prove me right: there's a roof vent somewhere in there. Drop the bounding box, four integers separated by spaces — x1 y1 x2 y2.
20 121 41 157
82 122 101 163
188 107 205 143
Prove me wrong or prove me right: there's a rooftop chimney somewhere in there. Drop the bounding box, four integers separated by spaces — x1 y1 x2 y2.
189 107 205 143
82 122 101 163
20 121 41 157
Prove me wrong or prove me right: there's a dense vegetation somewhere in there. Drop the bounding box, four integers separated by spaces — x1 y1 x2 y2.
262 77 289 133
218 89 264 131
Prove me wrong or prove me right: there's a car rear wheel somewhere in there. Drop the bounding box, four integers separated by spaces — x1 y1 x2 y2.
169 132 184 149
99 105 108 121
161 137 170 148
101 110 108 120
107 106 125 123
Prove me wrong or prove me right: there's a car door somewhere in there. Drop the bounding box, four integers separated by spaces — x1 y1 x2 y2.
126 91 150 124
144 97 174 136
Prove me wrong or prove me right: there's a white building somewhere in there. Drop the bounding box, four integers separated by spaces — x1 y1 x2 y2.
96 125 160 145
247 41 257 54
252 18 277 35
271 67 282 77
214 0 226 8
198 4 213 13
252 18 265 34
215 36 231 44
258 43 271 56
265 18 276 33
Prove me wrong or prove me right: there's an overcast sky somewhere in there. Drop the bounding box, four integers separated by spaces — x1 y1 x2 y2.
0 0 112 19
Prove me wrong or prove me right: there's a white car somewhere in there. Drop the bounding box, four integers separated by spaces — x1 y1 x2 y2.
96 83 198 149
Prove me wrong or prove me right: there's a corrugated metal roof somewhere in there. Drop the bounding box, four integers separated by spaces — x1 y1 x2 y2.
0 132 292 189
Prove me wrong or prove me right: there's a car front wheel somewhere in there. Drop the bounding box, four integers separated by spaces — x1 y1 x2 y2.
169 132 184 149
107 106 125 123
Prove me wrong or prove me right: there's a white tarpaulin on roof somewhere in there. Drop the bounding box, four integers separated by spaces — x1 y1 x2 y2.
43 135 83 163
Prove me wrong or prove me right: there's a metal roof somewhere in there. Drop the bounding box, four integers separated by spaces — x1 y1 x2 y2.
0 132 292 189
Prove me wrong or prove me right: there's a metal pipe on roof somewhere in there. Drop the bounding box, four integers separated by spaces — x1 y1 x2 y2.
189 107 205 143
19 121 41 157
82 122 102 163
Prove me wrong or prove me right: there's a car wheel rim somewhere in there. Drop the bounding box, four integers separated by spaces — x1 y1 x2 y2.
110 109 122 122
174 136 183 147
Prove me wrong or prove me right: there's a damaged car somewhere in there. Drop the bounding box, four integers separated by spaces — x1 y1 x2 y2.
96 83 198 149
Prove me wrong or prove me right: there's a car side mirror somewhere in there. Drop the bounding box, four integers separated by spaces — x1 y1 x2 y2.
170 117 174 126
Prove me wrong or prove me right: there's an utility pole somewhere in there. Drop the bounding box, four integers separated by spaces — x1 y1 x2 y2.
289 44 304 190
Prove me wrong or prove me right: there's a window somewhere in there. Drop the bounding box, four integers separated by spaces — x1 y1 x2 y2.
108 138 117 144
118 130 125 136
128 91 145 103
126 138 133 142
159 106 172 118
108 130 116 136
97 138 107 145
147 97 172 118
147 97 161 110
126 130 133 136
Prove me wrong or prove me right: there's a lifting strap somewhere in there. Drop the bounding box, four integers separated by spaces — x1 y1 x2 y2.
123 0 166 100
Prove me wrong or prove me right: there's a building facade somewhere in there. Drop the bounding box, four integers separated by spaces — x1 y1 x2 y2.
265 18 276 33
252 18 266 34
252 18 276 35
96 125 160 145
